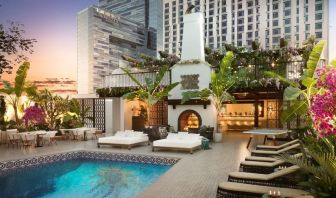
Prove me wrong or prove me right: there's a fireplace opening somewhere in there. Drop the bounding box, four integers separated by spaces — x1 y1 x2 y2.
178 110 202 132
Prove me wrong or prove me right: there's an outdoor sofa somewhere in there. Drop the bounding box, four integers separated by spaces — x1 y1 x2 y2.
152 132 202 154
97 131 149 150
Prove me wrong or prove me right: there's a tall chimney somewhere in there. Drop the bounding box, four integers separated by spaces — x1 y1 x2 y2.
180 12 205 61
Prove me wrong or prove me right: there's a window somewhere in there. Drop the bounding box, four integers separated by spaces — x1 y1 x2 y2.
238 34 242 39
315 4 323 11
238 26 244 32
273 37 280 43
284 10 291 16
247 1 253 7
315 32 322 38
285 26 291 33
273 4 278 10
284 18 291 25
247 32 253 38
248 24 253 30
248 9 253 15
305 24 310 31
284 1 290 7
248 17 253 23
315 22 322 29
273 12 278 18
272 28 280 34
315 13 323 20
272 20 278 26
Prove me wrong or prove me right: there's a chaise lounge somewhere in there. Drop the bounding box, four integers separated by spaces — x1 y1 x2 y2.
256 139 300 151
152 132 202 154
228 165 302 188
97 131 149 150
240 153 302 173
216 181 311 198
251 143 301 157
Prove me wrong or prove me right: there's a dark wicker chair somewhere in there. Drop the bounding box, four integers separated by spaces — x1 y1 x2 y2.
143 125 168 142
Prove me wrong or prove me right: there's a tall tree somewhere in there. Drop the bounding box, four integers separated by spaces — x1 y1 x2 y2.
0 22 36 76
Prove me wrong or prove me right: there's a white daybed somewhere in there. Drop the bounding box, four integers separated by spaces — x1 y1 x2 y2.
152 132 202 154
97 131 149 150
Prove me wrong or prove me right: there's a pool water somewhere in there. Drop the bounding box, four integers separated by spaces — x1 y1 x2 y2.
0 159 171 198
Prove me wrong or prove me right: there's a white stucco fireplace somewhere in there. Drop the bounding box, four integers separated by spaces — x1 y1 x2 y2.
168 12 216 132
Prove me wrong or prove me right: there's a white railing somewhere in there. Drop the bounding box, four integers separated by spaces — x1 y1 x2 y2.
103 71 170 88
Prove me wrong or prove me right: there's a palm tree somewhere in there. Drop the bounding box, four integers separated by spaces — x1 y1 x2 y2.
0 62 36 124
122 65 179 125
181 51 236 135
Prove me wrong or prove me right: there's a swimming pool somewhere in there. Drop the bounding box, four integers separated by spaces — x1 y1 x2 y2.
0 151 178 198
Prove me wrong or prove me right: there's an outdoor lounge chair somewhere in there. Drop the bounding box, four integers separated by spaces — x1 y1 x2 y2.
251 143 300 157
97 131 149 150
228 165 302 188
216 181 310 198
256 139 300 151
152 132 202 154
240 153 302 173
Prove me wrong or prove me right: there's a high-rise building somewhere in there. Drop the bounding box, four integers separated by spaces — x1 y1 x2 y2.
77 6 157 94
98 0 163 53
163 0 329 58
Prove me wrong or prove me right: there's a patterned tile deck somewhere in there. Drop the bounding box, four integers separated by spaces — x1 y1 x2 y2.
0 132 255 198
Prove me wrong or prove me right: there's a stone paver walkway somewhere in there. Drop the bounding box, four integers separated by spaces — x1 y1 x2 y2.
0 132 254 198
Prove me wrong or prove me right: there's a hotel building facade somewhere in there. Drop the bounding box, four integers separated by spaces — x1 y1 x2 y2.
163 0 329 57
77 6 157 94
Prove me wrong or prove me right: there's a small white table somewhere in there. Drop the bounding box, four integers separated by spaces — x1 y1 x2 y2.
243 128 289 149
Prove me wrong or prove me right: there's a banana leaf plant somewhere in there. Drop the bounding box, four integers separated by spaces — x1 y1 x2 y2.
122 65 179 125
265 40 325 123
181 51 237 133
0 62 36 124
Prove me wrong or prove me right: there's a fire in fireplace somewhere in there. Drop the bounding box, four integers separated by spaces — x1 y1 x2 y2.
178 110 202 132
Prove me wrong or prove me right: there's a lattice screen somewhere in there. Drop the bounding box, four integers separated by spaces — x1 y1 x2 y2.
78 98 105 131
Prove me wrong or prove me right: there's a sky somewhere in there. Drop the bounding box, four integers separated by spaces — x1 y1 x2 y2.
0 0 97 82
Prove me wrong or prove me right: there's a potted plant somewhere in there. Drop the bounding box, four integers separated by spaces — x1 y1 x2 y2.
182 51 237 142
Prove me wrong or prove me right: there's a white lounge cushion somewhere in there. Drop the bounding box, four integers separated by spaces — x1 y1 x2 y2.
252 144 300 155
98 136 148 145
256 139 300 150
218 182 310 197
153 139 201 148
153 132 202 149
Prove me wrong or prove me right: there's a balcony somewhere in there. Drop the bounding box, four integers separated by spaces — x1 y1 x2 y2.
103 71 170 88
